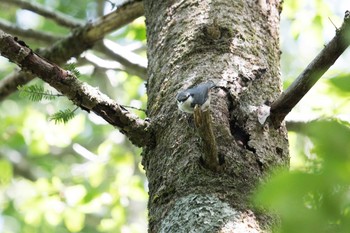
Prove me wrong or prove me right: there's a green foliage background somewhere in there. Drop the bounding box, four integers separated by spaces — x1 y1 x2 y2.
0 0 349 232
0 0 147 232
255 1 350 233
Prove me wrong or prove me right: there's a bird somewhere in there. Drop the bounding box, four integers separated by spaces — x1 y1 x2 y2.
176 81 216 113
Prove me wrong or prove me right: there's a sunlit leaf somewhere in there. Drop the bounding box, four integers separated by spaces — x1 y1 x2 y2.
0 160 13 185
255 120 350 233
64 208 85 232
328 73 350 93
64 185 87 206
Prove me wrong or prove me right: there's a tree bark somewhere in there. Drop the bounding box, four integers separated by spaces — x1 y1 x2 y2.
142 0 289 232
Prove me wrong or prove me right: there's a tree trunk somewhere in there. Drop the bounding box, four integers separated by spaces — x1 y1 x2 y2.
142 0 289 232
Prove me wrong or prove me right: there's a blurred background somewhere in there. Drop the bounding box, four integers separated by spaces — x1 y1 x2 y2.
0 0 349 232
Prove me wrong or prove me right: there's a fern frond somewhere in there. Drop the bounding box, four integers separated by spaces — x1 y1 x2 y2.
18 85 61 101
49 108 77 124
65 62 80 77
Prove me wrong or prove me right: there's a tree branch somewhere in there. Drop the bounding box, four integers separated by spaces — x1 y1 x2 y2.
0 29 151 147
270 10 350 126
95 40 147 80
285 116 349 133
0 19 63 44
0 22 147 79
1 0 84 28
286 119 317 133
0 152 37 181
40 0 144 64
0 0 144 101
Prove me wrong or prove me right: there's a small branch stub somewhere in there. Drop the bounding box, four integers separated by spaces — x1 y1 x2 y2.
193 105 220 172
257 104 271 125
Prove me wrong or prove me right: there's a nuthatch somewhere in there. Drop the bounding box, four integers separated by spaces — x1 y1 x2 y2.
176 81 216 113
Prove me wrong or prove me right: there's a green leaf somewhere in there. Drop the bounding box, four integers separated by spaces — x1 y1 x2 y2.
64 208 85 232
255 170 350 233
306 120 350 159
328 74 350 93
0 160 13 185
255 120 350 233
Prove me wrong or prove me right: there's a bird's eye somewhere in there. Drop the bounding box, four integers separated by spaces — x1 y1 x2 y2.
177 92 190 102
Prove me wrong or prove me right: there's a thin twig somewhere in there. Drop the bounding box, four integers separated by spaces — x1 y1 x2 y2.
122 105 147 112
328 17 338 30
95 40 147 80
270 10 350 126
1 0 84 28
